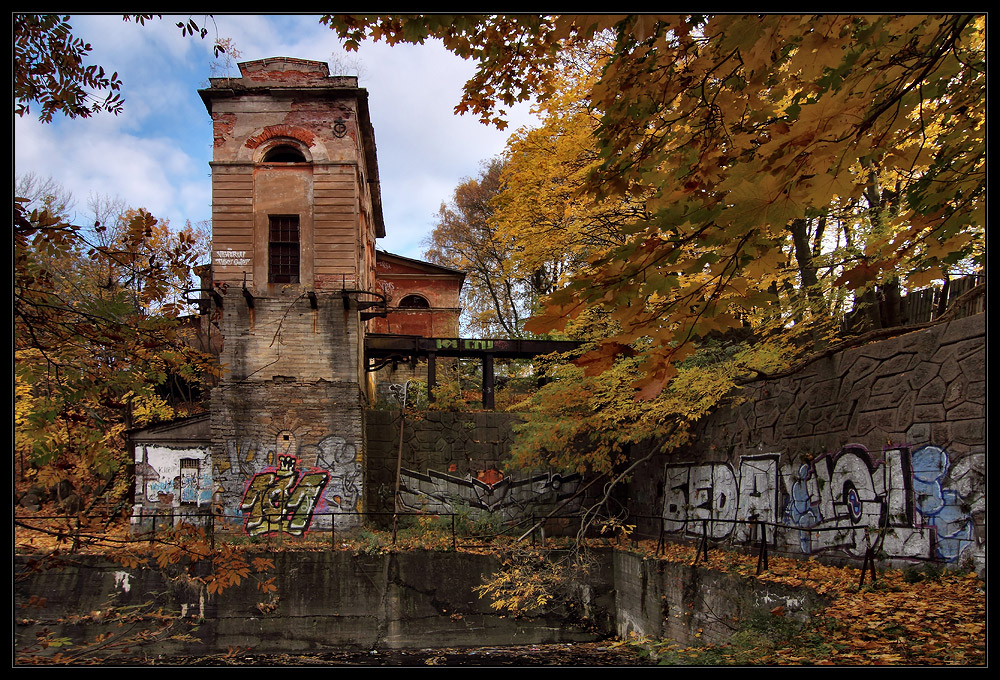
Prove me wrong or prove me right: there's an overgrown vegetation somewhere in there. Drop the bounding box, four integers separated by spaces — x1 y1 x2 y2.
327 14 985 478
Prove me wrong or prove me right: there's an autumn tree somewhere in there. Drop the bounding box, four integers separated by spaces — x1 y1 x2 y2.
491 38 646 308
324 14 985 493
332 16 983 360
423 157 533 337
15 172 76 220
14 14 222 122
15 199 218 509
13 20 285 657
326 14 984 380
535 15 984 396
14 15 222 515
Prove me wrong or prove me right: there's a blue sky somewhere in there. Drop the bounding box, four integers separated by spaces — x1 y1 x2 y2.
14 14 538 259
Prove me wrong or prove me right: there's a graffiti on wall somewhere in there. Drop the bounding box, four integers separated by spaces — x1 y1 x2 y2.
240 455 329 537
134 446 212 509
662 445 982 564
398 468 582 522
310 435 363 513
222 429 363 534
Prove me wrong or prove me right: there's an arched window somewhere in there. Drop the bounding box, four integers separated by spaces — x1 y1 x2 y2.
262 144 306 162
398 294 430 308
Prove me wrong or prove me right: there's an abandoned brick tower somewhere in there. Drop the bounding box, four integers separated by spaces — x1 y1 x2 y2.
199 58 384 533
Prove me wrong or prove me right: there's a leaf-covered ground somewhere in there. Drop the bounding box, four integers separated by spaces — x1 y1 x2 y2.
619 541 986 665
53 642 654 667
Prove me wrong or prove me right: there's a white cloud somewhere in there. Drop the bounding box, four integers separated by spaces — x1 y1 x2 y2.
15 14 540 259
15 114 204 227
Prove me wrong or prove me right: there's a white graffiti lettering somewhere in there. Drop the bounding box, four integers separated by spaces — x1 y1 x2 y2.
662 445 980 564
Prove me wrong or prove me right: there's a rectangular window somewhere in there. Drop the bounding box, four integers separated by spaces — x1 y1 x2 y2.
269 215 300 283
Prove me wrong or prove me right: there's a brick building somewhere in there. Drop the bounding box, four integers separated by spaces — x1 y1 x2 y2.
131 57 460 533
371 250 464 338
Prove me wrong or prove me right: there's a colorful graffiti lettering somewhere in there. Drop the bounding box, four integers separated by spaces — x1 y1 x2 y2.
910 446 975 561
662 445 981 564
240 455 329 537
433 338 496 351
221 430 363 530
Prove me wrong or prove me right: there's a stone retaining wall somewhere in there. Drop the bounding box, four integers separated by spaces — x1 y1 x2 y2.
365 411 589 525
628 313 986 573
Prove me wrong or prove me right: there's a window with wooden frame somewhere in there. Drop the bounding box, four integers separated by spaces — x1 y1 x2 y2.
268 215 300 284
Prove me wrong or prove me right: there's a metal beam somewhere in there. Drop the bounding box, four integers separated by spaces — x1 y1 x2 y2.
366 334 580 360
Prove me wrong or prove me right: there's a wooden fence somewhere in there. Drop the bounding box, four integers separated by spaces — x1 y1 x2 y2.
898 273 985 325
842 273 985 332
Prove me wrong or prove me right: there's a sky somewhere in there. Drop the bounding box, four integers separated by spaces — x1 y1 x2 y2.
14 14 539 260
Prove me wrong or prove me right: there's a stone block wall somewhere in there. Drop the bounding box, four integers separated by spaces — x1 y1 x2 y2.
211 291 368 535
628 313 985 572
217 293 364 385
366 410 586 525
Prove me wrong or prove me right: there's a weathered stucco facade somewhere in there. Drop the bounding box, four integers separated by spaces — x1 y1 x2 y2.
370 251 464 338
199 57 383 531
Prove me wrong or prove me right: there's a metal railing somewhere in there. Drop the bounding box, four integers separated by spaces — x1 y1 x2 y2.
16 507 942 587
14 508 563 554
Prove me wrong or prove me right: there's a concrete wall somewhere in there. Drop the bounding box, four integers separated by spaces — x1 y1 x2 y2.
613 551 828 644
628 313 986 573
16 548 829 658
15 551 613 658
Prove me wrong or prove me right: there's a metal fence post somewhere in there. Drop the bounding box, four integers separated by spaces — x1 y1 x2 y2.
859 543 878 587
694 520 709 564
756 525 769 575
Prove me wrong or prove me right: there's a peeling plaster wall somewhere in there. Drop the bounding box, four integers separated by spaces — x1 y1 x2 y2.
629 313 986 573
134 445 212 507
